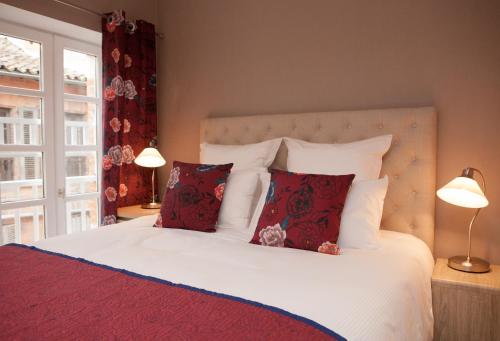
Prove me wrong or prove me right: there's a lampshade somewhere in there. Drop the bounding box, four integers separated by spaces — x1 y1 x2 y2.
134 147 166 168
437 176 489 208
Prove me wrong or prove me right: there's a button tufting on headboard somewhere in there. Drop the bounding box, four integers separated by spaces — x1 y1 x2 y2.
200 107 437 251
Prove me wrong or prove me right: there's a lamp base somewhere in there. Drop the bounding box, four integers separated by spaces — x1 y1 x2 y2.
141 202 162 209
448 255 490 273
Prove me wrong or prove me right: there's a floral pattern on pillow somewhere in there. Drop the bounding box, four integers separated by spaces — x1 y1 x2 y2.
250 170 354 254
156 161 233 232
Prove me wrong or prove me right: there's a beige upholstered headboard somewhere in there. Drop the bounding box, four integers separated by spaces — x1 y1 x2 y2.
200 107 437 251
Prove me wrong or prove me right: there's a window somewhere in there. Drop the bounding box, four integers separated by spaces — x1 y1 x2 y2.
66 199 98 233
0 206 45 244
64 101 97 146
0 12 101 244
66 156 88 176
0 157 14 180
0 94 42 145
24 156 33 178
0 107 13 144
0 34 41 90
0 222 15 245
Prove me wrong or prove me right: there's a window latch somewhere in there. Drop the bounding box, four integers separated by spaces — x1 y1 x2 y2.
57 188 65 199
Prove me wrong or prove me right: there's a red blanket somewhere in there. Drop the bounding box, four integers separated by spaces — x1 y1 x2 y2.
0 244 345 340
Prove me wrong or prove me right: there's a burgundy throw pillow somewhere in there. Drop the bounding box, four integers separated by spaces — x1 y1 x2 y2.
250 170 355 253
154 161 233 232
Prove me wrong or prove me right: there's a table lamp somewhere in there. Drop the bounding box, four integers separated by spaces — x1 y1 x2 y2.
437 167 489 273
134 139 166 209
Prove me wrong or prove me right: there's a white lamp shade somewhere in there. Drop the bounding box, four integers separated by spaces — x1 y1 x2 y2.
437 176 488 208
134 147 166 168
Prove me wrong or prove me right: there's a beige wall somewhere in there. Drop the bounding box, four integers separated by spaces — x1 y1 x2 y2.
2 0 159 30
5 0 498 263
156 0 500 263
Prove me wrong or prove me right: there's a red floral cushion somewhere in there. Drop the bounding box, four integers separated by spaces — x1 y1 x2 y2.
155 161 233 232
250 170 354 253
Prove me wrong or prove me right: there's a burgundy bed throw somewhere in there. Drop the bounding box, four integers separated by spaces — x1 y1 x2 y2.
0 244 345 340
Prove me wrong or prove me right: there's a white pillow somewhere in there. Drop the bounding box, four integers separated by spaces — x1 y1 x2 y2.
338 176 389 249
200 138 282 170
285 135 392 181
217 169 262 230
247 171 271 235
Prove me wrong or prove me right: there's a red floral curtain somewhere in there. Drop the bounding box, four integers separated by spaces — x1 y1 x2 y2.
101 11 157 225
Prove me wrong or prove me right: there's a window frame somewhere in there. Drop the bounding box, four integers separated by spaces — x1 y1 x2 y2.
0 21 56 241
0 7 102 242
54 36 102 235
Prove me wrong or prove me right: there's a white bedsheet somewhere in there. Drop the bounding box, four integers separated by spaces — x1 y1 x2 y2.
32 215 434 341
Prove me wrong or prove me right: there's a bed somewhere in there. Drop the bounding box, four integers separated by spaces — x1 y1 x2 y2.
0 106 437 341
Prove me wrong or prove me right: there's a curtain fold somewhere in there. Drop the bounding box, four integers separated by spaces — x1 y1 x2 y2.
101 10 157 225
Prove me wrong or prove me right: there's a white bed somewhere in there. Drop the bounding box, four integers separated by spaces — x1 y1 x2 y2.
32 214 434 341
31 106 437 340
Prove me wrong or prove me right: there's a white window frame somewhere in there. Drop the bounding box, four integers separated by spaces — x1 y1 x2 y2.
54 36 102 235
0 4 102 241
0 20 56 239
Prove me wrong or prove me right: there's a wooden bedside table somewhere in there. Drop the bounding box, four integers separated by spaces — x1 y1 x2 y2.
432 258 500 341
117 204 160 222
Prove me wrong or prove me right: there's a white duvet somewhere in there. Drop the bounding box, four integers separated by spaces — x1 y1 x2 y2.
32 215 434 341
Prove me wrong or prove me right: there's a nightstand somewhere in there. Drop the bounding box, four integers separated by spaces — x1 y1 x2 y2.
116 204 160 222
432 258 500 341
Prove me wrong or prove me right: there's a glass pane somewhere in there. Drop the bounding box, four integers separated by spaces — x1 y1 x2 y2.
0 34 41 90
65 151 97 196
64 101 96 145
0 205 45 245
0 94 42 145
0 152 43 203
66 199 98 234
64 49 96 97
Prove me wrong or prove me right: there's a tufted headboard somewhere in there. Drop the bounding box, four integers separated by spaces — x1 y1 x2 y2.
200 107 437 251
